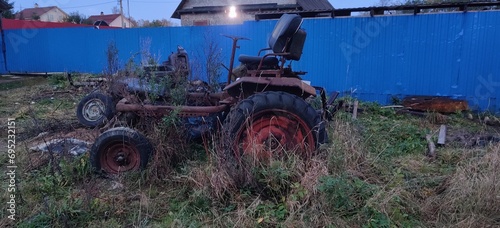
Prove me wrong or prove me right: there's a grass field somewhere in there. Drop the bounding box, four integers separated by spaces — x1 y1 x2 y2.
1 75 499 227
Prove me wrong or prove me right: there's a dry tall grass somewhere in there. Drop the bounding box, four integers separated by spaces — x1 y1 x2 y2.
7 76 500 227
424 144 500 227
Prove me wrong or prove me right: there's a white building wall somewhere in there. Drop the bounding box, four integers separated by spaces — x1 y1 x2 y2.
109 15 133 28
184 0 296 8
180 0 298 26
40 8 67 22
181 13 254 26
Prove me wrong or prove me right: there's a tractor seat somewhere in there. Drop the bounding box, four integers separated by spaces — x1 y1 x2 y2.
238 55 279 69
238 14 303 70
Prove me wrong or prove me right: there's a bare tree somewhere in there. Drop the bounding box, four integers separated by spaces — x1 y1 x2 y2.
111 6 120 14
378 0 398 6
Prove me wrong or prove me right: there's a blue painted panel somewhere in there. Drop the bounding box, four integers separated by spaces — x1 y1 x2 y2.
3 11 500 113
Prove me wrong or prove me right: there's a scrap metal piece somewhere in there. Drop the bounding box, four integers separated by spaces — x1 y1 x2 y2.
402 96 468 113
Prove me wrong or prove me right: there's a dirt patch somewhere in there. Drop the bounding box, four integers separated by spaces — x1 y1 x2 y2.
0 75 47 90
446 129 500 148
21 127 99 171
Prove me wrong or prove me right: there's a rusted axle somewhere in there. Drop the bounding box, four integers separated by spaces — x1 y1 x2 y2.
116 98 229 118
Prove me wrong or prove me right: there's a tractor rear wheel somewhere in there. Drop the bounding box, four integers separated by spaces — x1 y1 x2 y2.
223 91 324 161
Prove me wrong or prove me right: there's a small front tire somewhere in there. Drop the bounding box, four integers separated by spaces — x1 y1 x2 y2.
90 127 153 174
77 92 115 127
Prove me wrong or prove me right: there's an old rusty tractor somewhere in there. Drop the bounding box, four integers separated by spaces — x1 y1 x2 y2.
75 45 190 128
88 14 336 174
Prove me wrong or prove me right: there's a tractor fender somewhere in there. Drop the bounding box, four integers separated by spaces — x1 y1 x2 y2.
224 77 316 99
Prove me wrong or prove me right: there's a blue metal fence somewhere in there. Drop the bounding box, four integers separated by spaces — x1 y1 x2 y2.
3 11 500 112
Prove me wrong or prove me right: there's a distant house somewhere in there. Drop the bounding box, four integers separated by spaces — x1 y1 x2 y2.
88 12 134 28
172 0 334 26
16 4 68 22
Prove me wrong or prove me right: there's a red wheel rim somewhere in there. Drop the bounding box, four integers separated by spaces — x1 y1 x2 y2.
100 141 140 174
235 109 315 160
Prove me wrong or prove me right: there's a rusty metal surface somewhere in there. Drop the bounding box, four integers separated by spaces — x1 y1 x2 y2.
223 35 250 85
187 92 228 100
116 98 229 118
247 69 284 77
186 92 230 106
402 96 469 113
224 77 316 98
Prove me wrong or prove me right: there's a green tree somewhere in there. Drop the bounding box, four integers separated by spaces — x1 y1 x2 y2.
137 19 173 27
64 11 93 24
1 0 15 19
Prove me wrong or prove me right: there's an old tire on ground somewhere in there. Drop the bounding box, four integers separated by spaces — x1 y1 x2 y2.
90 127 153 174
223 91 324 161
77 92 115 127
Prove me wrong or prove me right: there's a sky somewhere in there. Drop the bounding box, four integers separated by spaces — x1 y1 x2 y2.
12 0 380 23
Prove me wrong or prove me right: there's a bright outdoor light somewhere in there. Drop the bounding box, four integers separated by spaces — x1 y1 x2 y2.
228 6 237 18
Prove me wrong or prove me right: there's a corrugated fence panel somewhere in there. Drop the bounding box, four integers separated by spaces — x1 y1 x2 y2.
3 11 500 112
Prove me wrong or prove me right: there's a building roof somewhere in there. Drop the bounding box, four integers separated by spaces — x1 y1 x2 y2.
2 18 92 29
87 14 122 24
297 0 333 10
2 18 120 30
256 1 500 19
16 6 66 19
171 0 334 19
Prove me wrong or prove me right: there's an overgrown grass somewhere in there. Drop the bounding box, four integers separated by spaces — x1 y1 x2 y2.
2 80 500 227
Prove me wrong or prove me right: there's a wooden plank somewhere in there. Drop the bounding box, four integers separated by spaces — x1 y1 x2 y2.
438 125 447 145
426 134 436 158
352 100 359 120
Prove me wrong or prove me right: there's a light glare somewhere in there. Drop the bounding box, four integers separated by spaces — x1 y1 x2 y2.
229 6 237 18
